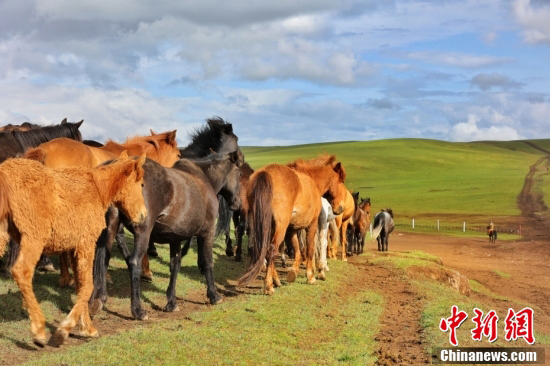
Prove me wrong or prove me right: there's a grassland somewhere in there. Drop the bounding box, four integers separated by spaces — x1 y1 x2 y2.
1 137 548 365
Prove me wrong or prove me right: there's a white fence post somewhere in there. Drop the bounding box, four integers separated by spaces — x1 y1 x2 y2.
437 220 439 230
412 219 415 229
463 222 466 232
369 223 373 238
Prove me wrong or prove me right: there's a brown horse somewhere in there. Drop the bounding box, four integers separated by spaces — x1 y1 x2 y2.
349 197 371 255
0 152 147 347
24 130 180 287
238 155 346 294
329 190 357 261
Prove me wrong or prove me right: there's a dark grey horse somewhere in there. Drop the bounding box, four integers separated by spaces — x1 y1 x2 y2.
372 209 394 252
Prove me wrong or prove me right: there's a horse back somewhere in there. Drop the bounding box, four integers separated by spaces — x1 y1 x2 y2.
25 138 116 168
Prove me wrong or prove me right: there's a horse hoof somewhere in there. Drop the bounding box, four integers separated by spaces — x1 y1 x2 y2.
324 266 330 272
106 273 113 285
264 287 275 295
164 303 180 312
286 269 297 283
33 336 47 348
89 299 104 315
58 277 75 288
317 272 326 281
133 310 149 321
307 277 317 285
38 263 56 273
342 257 348 262
49 329 67 348
140 274 153 282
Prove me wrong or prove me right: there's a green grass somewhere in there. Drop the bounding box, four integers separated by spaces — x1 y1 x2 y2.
243 139 545 220
493 270 511 279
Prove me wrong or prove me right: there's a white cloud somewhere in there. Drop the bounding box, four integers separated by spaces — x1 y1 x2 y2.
512 0 550 45
407 51 512 69
450 114 522 141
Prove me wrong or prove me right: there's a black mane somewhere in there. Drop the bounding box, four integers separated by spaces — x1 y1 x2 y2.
180 117 234 159
8 120 83 151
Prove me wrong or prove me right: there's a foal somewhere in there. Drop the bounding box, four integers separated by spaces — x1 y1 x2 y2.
0 152 147 347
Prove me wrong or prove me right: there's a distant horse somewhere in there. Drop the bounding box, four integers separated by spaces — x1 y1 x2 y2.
0 153 146 347
0 118 83 163
217 161 254 261
24 130 181 287
372 209 394 252
315 197 339 272
348 197 371 255
0 119 84 273
487 226 497 243
330 190 358 261
238 155 347 294
90 151 241 320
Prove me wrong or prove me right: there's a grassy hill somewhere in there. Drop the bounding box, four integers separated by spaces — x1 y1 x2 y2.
242 138 549 226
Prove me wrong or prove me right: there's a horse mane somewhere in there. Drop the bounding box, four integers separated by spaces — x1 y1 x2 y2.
180 117 234 159
287 154 336 169
7 120 83 151
382 208 393 218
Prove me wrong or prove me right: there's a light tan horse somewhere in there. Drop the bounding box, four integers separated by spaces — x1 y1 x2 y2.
0 152 147 347
238 155 347 295
24 130 180 286
329 189 356 261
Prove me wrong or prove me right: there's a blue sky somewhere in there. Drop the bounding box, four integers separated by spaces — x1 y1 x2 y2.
0 0 549 146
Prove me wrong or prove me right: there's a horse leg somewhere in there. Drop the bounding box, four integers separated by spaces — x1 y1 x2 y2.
164 241 182 312
305 221 318 284
58 252 75 287
319 225 329 273
141 250 153 282
340 221 349 262
377 235 382 251
286 230 301 284
36 255 56 272
128 229 152 320
11 241 46 347
51 249 98 347
196 234 222 304
234 211 244 262
384 234 389 252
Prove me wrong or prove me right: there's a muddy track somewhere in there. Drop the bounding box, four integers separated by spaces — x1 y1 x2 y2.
517 141 550 239
349 258 430 365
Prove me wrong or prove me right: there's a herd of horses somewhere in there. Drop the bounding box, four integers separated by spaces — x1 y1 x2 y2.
0 118 394 348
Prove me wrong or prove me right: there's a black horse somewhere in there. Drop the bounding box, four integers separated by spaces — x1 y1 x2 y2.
0 119 84 273
90 151 241 320
216 161 254 261
372 208 394 252
0 118 83 163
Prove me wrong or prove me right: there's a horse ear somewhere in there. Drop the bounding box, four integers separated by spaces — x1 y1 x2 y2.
119 151 129 159
166 130 177 144
136 153 146 168
76 120 84 128
224 123 233 134
147 138 160 150
61 118 67 124
150 129 156 135
333 162 346 182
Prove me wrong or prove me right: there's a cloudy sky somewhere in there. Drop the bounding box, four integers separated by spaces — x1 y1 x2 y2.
0 0 549 146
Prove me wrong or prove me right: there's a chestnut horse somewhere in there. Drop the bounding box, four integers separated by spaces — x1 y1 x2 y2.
0 152 146 347
348 197 371 255
329 190 358 261
238 155 346 295
90 151 241 320
24 130 180 287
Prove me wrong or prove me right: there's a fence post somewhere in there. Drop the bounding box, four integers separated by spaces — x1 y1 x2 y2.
370 223 373 238
437 220 439 231
463 222 466 232
412 219 415 229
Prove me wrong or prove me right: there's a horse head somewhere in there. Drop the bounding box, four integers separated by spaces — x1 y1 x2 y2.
323 161 347 216
217 150 242 211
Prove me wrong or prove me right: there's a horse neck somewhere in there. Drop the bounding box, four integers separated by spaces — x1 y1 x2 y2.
298 165 333 195
13 124 81 150
197 161 227 194
102 141 127 155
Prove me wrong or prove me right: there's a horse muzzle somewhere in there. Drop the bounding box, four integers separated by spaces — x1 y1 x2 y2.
132 208 148 224
332 205 344 215
229 198 241 211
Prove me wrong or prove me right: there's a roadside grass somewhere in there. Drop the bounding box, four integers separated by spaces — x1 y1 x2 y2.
493 270 511 279
24 254 384 366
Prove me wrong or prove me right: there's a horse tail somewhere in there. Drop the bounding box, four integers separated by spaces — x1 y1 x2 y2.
215 195 232 239
238 171 273 287
23 147 46 164
371 215 383 241
0 171 11 256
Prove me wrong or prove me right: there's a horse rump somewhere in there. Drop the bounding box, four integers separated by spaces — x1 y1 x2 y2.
238 171 273 287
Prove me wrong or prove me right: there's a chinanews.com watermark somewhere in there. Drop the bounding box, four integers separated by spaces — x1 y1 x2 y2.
432 306 546 364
